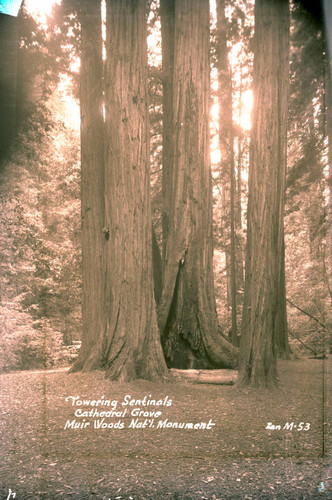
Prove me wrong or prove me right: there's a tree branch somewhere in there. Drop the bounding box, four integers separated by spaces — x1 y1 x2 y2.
286 298 327 330
288 331 317 355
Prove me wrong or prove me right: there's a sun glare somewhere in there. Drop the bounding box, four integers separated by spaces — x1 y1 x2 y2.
25 0 60 23
57 73 80 130
239 90 253 130
24 0 252 138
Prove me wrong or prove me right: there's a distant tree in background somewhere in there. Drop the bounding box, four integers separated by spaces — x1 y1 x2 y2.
16 5 72 128
0 104 81 370
216 0 240 347
285 0 329 355
210 0 252 338
160 0 174 259
239 0 290 387
0 2 82 371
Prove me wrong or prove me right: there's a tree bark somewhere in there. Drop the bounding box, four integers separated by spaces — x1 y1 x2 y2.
152 225 163 306
159 0 238 370
274 0 290 359
170 368 237 385
275 237 290 357
239 0 290 387
71 0 105 372
236 63 244 298
102 0 168 381
325 38 332 350
160 0 175 259
216 0 232 309
73 0 168 381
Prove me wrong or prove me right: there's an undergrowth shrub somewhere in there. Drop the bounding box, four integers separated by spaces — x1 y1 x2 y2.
0 302 79 372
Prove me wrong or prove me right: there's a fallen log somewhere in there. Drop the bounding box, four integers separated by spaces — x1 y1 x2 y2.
170 368 238 385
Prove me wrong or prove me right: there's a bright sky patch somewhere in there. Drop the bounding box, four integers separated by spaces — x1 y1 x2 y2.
0 0 23 17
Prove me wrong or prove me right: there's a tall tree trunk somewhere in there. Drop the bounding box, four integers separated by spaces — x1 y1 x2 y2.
160 0 175 259
73 0 168 381
323 5 332 347
216 0 240 346
102 0 167 381
239 0 290 387
216 0 231 309
159 0 238 370
229 131 238 346
275 0 290 358
275 237 290 357
70 0 105 372
152 226 163 306
327 70 332 351
0 14 18 164
236 63 244 298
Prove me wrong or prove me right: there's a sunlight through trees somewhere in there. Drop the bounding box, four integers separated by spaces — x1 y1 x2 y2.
0 0 330 387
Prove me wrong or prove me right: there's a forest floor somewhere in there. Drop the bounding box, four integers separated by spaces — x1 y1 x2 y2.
0 358 331 500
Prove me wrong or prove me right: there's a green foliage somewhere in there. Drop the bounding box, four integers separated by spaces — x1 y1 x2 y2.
0 104 81 371
16 5 79 126
0 301 80 372
285 195 328 355
149 64 163 248
285 0 329 354
146 0 163 248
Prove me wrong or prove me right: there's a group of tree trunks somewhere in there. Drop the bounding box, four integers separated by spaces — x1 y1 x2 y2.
72 0 167 380
159 0 237 370
72 0 292 387
216 0 242 348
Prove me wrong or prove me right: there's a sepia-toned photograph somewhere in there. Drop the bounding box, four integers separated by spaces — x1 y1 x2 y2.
0 0 331 498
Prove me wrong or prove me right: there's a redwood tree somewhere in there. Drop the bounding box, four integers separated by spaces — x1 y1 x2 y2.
71 0 105 372
159 0 237 369
239 0 290 386
216 0 240 347
160 0 175 258
73 0 168 381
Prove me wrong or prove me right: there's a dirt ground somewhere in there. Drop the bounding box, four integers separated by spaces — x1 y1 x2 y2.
0 358 331 499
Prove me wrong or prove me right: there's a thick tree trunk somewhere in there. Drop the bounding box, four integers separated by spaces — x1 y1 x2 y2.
239 0 290 387
159 0 238 370
94 0 168 381
73 0 168 381
71 0 105 372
